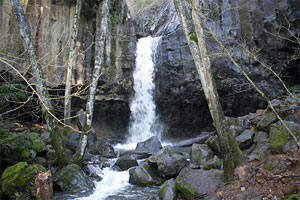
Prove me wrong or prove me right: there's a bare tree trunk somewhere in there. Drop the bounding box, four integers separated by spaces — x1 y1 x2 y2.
10 0 69 168
35 170 53 200
64 0 82 135
73 0 111 166
173 0 243 181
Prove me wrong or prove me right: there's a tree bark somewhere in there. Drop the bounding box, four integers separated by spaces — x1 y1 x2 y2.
73 0 111 166
10 0 69 168
173 0 243 181
35 170 53 200
64 0 82 135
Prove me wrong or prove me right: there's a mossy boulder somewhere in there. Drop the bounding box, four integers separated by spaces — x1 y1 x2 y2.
159 178 177 200
1 162 46 199
257 112 278 130
0 131 45 166
147 146 188 179
175 167 222 199
129 162 163 187
190 144 214 169
269 121 300 154
53 164 95 193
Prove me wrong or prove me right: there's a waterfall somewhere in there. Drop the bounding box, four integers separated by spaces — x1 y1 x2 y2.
127 36 162 145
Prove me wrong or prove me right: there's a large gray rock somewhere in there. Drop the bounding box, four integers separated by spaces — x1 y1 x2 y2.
136 136 162 153
66 132 80 153
175 168 222 199
113 154 138 171
147 146 188 178
190 144 214 169
159 179 177 200
235 129 255 150
129 165 162 186
90 138 116 158
254 131 269 144
53 164 95 192
257 112 278 130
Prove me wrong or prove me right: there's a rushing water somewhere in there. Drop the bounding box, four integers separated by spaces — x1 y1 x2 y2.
126 36 162 146
70 37 163 200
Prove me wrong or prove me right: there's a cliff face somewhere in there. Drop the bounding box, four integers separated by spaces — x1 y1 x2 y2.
0 0 135 97
136 0 300 137
1 0 299 139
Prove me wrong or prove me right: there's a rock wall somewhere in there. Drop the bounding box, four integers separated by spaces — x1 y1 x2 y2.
135 0 300 138
0 0 299 139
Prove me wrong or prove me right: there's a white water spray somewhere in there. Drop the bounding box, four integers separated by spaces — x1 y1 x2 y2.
126 36 162 146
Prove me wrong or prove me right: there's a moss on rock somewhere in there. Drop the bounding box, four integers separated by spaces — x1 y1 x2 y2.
0 131 45 165
175 176 198 199
1 162 46 199
269 121 299 154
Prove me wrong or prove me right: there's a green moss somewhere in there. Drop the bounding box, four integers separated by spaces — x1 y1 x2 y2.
1 162 46 198
270 123 289 154
175 176 198 199
0 131 45 165
159 180 168 194
189 32 198 43
227 133 244 167
220 77 232 87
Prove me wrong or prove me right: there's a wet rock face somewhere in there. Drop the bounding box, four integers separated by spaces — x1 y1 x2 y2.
137 0 300 138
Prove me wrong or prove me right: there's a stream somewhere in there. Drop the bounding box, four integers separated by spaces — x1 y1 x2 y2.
55 36 163 199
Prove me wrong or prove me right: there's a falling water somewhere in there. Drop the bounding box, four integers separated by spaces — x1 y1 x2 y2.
126 36 162 146
67 36 163 200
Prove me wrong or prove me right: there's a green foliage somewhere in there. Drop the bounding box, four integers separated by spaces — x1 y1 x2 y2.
287 52 300 64
0 125 45 166
189 32 198 43
0 83 29 107
220 78 232 87
285 192 300 200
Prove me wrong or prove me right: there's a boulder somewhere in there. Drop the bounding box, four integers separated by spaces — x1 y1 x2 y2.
269 121 300 154
90 138 116 158
235 129 255 150
46 145 57 161
147 146 188 178
190 144 214 169
0 132 45 165
175 168 222 199
136 136 162 153
129 166 161 186
248 144 269 162
53 164 95 192
257 112 278 130
254 131 269 144
1 162 47 199
113 155 138 171
159 179 177 200
66 132 80 153
264 155 290 174
203 156 222 170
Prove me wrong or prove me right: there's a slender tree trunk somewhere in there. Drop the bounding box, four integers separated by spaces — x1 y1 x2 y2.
10 0 69 168
173 0 243 181
64 0 82 135
73 0 110 166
